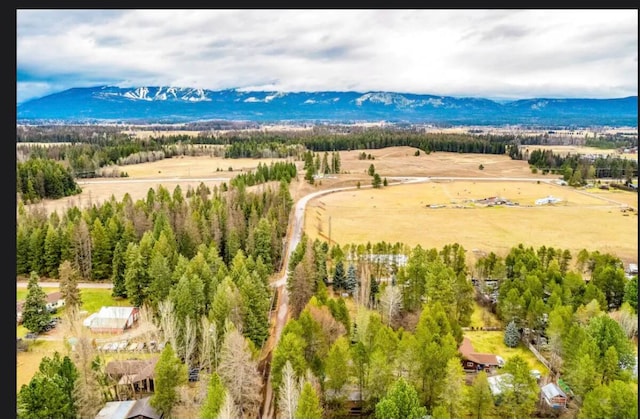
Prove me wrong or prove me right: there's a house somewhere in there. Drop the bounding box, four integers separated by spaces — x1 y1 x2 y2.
325 385 363 417
84 306 139 334
459 337 502 373
95 396 163 419
17 292 65 324
540 382 567 409
106 357 158 398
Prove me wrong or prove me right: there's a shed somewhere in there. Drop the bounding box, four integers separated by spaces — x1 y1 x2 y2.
541 382 567 409
106 357 158 396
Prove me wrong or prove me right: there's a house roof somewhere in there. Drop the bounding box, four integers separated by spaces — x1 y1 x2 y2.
17 292 64 312
94 396 162 419
95 400 136 419
541 383 567 400
459 337 499 366
126 396 163 419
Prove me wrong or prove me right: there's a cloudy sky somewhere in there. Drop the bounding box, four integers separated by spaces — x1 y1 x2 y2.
16 9 638 103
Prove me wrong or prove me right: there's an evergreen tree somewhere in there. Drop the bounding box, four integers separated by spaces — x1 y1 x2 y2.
17 352 78 419
43 223 61 278
333 260 346 291
150 343 188 418
110 241 127 298
372 173 382 188
295 381 323 419
503 320 520 348
200 373 226 419
464 370 494 419
345 264 358 294
22 271 51 333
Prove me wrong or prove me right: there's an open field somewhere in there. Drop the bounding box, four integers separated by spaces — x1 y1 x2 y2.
304 162 638 265
305 182 638 265
17 339 67 392
32 155 299 215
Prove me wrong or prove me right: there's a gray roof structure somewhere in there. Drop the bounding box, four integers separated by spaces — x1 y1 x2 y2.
541 382 567 400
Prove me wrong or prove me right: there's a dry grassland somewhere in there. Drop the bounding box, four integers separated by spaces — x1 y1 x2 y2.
305 180 637 265
303 147 638 266
34 155 299 215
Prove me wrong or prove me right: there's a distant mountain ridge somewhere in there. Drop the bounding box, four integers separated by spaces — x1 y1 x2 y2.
16 85 638 127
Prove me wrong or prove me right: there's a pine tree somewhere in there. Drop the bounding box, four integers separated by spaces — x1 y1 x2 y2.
200 373 226 419
345 264 357 294
333 260 346 291
22 271 51 333
372 173 382 188
150 343 187 418
504 320 520 348
295 381 323 419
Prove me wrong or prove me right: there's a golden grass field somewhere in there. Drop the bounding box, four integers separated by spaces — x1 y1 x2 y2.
301 147 638 266
305 180 638 265
34 155 298 216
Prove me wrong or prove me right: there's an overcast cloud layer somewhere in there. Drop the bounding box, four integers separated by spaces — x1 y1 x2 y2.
16 9 638 103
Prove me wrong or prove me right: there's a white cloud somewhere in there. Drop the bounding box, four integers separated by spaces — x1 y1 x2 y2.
16 9 638 103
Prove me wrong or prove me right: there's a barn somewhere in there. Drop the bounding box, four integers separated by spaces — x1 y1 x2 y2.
84 306 139 334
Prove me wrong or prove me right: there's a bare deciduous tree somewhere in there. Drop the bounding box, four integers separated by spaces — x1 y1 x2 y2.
379 285 402 326
158 299 179 352
277 361 300 419
216 391 240 419
183 316 198 369
218 328 262 419
73 218 92 281
199 316 214 373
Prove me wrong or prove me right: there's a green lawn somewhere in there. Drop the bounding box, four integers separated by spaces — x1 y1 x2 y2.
78 289 131 313
469 301 502 329
17 287 58 301
464 331 549 376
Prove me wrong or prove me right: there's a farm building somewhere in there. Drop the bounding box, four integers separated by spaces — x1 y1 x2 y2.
106 357 158 398
535 196 562 205
16 291 65 324
84 306 139 334
540 382 568 409
95 396 162 419
459 336 503 373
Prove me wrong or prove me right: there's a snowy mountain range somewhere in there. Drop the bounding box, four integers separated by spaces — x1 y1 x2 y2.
16 86 638 127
